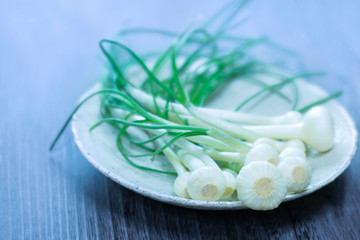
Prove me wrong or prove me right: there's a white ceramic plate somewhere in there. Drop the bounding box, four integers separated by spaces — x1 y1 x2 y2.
71 79 357 210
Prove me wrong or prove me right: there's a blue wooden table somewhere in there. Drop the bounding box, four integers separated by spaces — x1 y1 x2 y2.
1 1 359 239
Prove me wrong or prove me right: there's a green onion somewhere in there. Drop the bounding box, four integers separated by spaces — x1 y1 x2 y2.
50 0 343 209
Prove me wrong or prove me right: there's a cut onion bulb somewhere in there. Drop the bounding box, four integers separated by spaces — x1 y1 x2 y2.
254 138 306 153
236 161 287 210
279 147 306 162
177 150 227 201
244 143 279 166
278 157 311 193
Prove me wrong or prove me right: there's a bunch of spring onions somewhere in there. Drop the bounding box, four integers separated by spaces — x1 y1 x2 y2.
50 0 341 210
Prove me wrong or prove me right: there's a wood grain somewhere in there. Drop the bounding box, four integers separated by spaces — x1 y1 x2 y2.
1 0 359 239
